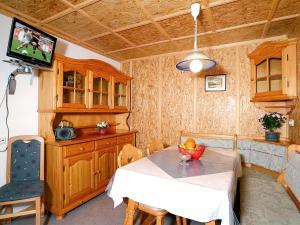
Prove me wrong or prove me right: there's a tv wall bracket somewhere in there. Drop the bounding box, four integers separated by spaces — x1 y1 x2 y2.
2 59 39 95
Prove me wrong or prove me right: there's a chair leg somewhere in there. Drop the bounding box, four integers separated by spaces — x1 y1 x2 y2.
176 216 182 225
123 199 138 225
41 196 45 217
35 198 41 225
139 211 146 223
182 218 188 225
0 205 13 224
156 216 164 225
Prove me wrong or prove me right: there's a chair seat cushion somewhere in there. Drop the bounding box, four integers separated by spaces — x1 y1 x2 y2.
0 180 44 202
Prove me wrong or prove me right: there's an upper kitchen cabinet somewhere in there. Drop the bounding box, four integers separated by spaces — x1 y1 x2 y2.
248 39 297 114
38 55 132 113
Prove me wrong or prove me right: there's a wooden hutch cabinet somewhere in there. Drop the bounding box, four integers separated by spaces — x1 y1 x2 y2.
248 38 297 114
38 55 136 219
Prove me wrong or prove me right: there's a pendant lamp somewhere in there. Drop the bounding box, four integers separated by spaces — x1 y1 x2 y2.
176 3 216 73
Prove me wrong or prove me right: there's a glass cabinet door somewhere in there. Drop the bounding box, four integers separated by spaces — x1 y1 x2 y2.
114 81 127 108
62 69 87 107
90 76 110 109
255 58 283 94
269 58 282 92
256 60 268 93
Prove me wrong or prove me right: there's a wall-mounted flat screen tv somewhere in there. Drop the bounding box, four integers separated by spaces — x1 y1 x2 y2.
7 18 57 67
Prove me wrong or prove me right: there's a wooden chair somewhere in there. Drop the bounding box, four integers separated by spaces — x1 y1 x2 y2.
146 138 164 156
0 135 44 225
118 144 187 225
117 144 144 168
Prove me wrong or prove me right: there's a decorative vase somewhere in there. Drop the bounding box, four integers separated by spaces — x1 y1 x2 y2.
99 128 108 135
265 131 280 142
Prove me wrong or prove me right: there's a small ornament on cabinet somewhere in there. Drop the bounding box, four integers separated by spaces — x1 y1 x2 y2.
96 121 109 135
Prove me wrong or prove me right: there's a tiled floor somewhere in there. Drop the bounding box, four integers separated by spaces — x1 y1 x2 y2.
8 167 300 225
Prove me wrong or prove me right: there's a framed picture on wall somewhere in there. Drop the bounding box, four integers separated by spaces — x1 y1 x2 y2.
205 75 226 92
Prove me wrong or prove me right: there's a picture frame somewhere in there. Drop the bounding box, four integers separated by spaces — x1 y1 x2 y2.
205 74 226 92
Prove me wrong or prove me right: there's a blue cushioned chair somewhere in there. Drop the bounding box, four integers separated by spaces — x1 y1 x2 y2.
0 135 44 225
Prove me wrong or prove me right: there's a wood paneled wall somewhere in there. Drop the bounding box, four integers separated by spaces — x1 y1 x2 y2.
122 41 288 149
289 38 300 144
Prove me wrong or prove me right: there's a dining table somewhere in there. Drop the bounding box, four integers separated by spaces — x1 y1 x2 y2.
107 145 242 225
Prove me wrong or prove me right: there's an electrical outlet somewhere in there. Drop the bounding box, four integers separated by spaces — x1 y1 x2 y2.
288 119 295 127
0 137 6 145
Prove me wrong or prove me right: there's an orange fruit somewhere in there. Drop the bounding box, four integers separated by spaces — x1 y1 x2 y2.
184 138 196 149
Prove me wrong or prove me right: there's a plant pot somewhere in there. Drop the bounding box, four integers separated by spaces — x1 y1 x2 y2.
99 128 108 135
265 131 280 142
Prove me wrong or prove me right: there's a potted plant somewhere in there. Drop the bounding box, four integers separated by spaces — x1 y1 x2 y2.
96 121 109 135
258 112 286 142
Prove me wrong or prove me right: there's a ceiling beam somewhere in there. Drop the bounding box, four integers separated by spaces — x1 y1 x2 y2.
0 2 39 23
120 35 286 62
39 8 74 24
133 0 178 48
58 0 149 56
36 0 236 44
0 2 121 61
201 0 217 32
261 0 281 38
107 14 296 55
40 0 100 24
78 9 150 56
209 0 238 7
288 15 300 37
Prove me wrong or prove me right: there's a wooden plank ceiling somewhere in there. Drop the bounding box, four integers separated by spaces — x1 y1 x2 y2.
0 0 299 61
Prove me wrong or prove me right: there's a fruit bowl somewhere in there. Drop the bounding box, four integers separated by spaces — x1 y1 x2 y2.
178 144 206 160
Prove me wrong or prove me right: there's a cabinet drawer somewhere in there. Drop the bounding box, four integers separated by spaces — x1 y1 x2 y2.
117 134 134 144
95 137 117 150
64 142 94 157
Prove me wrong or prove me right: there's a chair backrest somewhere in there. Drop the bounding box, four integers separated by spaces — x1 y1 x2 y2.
7 135 44 183
146 138 164 156
117 144 144 168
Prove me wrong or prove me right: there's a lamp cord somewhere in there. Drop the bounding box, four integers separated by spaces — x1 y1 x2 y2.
193 17 198 50
0 74 11 152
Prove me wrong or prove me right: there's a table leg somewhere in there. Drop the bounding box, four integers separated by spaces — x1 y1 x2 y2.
123 199 138 225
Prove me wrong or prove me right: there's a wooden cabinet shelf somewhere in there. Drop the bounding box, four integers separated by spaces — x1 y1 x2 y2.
251 95 297 102
248 38 297 114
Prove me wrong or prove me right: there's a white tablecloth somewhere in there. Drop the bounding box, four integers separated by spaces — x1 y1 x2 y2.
108 146 242 225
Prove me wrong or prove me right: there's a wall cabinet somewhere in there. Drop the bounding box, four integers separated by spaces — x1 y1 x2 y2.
45 133 135 219
39 54 132 113
248 38 298 114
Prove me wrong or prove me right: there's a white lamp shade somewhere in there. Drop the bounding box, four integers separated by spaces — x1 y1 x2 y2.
176 50 216 72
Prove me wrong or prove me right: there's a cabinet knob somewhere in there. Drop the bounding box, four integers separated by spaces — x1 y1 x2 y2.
94 170 101 175
80 147 85 151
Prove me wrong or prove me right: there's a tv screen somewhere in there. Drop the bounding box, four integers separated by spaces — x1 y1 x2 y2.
7 18 57 67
